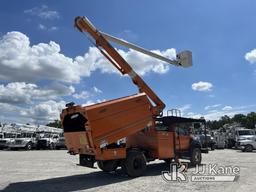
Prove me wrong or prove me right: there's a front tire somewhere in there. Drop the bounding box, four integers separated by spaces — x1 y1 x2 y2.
97 160 118 172
123 150 146 177
190 148 202 166
26 143 32 150
50 143 56 150
244 144 253 152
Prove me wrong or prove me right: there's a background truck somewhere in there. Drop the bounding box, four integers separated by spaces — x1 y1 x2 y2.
225 125 255 148
55 133 67 150
61 16 208 177
37 132 60 150
0 132 18 149
9 131 37 150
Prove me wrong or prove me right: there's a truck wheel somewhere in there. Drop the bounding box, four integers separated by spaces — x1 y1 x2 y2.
26 143 32 150
97 160 118 172
124 150 146 177
211 145 216 151
190 148 201 166
244 144 253 152
50 143 56 150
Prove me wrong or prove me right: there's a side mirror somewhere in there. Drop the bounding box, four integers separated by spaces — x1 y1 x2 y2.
176 50 192 68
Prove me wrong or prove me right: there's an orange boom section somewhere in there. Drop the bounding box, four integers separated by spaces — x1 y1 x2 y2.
61 93 153 159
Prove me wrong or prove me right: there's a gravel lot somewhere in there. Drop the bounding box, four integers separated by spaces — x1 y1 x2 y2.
0 149 255 192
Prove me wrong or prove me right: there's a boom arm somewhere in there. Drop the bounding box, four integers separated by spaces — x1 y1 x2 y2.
74 16 192 116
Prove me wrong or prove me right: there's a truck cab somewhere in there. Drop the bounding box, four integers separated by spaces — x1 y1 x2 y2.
37 132 60 150
0 132 18 149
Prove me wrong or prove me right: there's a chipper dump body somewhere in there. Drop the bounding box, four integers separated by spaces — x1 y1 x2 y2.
62 93 153 161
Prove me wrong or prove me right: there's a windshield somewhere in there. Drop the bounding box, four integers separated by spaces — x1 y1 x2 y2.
39 133 51 138
4 133 16 138
238 130 255 136
17 133 33 138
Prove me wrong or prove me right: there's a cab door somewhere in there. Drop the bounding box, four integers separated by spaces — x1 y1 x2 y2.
175 123 192 151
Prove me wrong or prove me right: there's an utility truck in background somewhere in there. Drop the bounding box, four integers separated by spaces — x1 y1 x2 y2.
61 16 208 177
225 125 255 149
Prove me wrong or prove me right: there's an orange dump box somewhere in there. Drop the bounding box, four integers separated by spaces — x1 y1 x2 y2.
61 93 154 160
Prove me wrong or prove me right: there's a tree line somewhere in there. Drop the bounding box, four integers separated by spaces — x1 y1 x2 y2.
46 112 256 130
207 112 256 130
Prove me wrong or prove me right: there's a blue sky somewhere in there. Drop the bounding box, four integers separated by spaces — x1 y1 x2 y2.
0 0 256 124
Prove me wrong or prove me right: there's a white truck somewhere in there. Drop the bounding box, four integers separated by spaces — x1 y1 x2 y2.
238 136 256 152
8 131 37 150
226 126 255 148
37 132 60 150
0 132 18 149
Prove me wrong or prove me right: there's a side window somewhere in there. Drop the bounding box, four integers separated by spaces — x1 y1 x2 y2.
176 123 191 136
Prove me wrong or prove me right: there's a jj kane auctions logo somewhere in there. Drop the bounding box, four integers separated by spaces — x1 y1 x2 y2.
162 163 240 182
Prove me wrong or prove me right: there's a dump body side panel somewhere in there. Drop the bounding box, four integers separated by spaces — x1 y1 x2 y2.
86 93 153 149
61 93 154 160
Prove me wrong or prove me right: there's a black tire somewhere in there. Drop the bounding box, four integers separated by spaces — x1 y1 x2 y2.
211 145 216 151
26 142 32 150
190 148 202 166
97 160 118 172
50 143 56 150
244 144 253 152
123 150 146 177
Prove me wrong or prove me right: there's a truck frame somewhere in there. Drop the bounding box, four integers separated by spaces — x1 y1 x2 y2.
61 16 207 177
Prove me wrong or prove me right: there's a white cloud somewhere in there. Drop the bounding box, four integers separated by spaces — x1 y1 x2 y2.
222 106 233 111
245 49 256 64
204 104 221 110
73 91 90 100
38 24 58 31
0 32 175 83
38 24 46 30
192 81 213 92
0 31 83 83
177 104 191 115
24 5 60 20
0 82 74 104
73 86 102 99
76 47 175 76
186 105 256 121
20 100 65 122
81 99 106 107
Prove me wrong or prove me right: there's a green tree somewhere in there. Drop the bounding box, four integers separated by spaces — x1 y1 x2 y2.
245 112 256 129
46 120 62 128
232 114 247 126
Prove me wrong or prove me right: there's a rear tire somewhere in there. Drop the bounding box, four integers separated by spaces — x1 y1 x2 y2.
123 150 146 177
97 160 118 172
244 144 253 152
190 148 202 166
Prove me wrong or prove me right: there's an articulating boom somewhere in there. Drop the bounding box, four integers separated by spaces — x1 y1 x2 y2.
74 16 192 116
